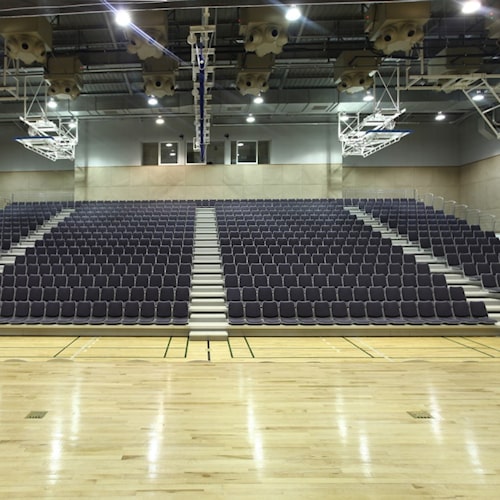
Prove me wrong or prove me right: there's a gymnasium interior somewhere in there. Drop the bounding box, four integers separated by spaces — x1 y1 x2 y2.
0 1 499 497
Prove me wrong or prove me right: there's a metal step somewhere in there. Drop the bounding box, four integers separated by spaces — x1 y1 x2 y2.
189 331 228 341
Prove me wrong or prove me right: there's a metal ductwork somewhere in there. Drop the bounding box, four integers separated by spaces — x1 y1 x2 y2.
0 17 52 65
126 11 168 60
334 51 380 94
365 2 430 55
143 57 179 97
45 56 83 100
236 53 274 96
428 47 484 80
239 7 288 57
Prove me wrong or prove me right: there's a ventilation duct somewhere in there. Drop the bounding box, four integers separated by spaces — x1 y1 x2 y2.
126 11 168 60
239 7 288 57
236 53 274 96
45 56 83 100
334 51 380 94
143 57 179 97
365 2 430 55
428 47 483 78
486 17 500 41
0 17 52 65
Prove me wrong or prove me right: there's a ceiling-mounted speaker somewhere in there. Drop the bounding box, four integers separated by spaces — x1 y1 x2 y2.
236 53 274 96
365 1 430 55
45 56 83 100
239 7 288 57
334 51 380 94
0 17 52 65
126 11 168 60
143 57 179 97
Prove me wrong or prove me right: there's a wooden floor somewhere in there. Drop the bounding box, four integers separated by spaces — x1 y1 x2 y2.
1 336 500 498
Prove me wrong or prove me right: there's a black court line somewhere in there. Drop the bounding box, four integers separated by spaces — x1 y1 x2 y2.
244 337 255 358
163 336 172 358
446 337 496 358
227 338 234 358
207 340 211 361
53 336 81 358
343 337 375 358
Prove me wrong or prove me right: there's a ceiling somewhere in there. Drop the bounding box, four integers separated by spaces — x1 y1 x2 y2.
0 1 498 127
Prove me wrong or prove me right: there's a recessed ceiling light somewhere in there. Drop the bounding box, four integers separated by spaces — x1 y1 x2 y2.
166 142 172 147
237 142 244 147
253 94 264 104
148 96 158 106
246 114 255 123
115 9 131 27
363 91 374 102
435 111 446 121
461 1 481 14
472 91 485 102
286 5 301 22
156 116 165 125
47 97 58 109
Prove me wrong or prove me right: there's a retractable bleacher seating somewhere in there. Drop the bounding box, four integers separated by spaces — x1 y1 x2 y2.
221 199 495 326
0 201 194 325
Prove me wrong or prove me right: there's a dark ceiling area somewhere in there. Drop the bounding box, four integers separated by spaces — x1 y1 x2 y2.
0 1 498 126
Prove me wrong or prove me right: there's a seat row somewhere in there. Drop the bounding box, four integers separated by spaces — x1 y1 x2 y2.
228 300 494 326
0 273 191 288
221 253 415 266
3 263 192 276
0 285 190 303
16 254 193 266
224 271 436 289
0 300 189 325
226 285 465 303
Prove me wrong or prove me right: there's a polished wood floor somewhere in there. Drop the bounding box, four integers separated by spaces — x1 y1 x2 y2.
1 336 499 498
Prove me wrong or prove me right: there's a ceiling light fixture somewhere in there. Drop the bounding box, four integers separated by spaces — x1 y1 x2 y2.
69 119 77 129
435 111 446 121
246 114 255 123
156 116 165 125
47 97 58 109
115 9 132 27
253 94 264 104
472 91 485 102
339 113 349 122
461 1 481 14
363 90 374 102
148 96 158 106
286 5 301 22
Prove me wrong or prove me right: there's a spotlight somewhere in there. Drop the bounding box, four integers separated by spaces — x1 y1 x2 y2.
115 9 132 27
246 114 256 123
339 113 349 122
286 5 301 22
472 91 485 102
156 116 165 125
69 119 77 129
435 111 446 121
363 90 374 102
461 1 481 14
47 97 58 109
148 96 158 106
253 94 264 104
